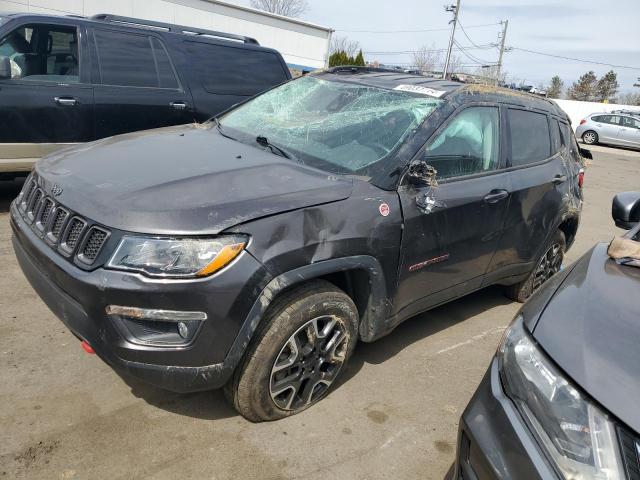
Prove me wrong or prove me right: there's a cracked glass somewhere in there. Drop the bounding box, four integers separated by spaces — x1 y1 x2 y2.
220 76 442 175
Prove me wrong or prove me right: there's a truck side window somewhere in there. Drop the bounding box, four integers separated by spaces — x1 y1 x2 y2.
0 24 79 83
424 106 500 179
508 109 551 166
186 41 288 96
94 29 178 89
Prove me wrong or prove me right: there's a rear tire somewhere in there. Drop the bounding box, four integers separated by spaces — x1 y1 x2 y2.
582 130 598 145
224 280 359 422
505 230 566 303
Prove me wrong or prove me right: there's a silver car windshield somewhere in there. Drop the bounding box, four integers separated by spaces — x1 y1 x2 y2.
220 76 442 174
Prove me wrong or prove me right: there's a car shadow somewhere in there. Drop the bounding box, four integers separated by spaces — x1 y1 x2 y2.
0 177 25 213
123 285 511 420
116 371 238 421
337 285 510 386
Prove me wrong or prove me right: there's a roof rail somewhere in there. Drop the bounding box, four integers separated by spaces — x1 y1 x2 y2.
326 65 408 75
90 14 259 45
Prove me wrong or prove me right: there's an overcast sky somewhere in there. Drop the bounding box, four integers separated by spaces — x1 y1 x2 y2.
230 0 640 93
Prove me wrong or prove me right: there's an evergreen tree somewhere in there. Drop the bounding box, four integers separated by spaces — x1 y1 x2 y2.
596 70 619 103
354 50 365 66
567 71 598 101
547 76 564 99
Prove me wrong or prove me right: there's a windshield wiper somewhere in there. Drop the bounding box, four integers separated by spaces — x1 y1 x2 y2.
212 117 237 141
256 135 299 162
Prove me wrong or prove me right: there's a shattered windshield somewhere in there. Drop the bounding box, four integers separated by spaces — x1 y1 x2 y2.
220 76 442 175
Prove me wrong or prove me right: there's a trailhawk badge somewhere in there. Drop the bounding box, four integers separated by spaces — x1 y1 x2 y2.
379 203 390 217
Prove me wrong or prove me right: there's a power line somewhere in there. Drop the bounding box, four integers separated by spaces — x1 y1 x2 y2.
335 22 499 34
457 20 493 50
364 44 495 55
453 39 495 66
510 47 640 71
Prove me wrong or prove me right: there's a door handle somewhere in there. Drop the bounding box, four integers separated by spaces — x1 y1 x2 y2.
552 175 567 185
483 190 509 204
54 96 78 106
170 101 188 111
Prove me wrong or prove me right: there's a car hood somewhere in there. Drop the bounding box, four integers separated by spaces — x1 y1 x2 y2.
532 243 640 433
36 124 353 235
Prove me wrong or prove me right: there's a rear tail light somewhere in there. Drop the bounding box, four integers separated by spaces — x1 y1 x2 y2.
578 168 585 188
579 119 587 125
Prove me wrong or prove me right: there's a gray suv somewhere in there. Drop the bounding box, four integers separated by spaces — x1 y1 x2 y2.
576 111 640 149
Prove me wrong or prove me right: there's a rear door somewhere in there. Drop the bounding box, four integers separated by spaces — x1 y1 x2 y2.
618 116 640 147
90 27 194 138
0 19 93 170
181 40 290 121
395 104 509 314
489 108 565 277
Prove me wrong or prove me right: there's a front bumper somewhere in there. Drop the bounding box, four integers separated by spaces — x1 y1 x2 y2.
11 202 270 392
454 359 558 480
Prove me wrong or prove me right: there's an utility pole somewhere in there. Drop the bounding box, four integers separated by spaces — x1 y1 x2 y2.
442 0 460 80
495 19 509 86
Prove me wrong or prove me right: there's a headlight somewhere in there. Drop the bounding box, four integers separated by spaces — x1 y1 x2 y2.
499 316 624 479
106 235 246 278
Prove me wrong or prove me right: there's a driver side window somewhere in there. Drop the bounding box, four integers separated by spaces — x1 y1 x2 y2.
424 106 500 180
0 24 79 83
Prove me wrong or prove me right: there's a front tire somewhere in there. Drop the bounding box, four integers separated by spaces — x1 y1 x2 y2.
505 230 566 303
225 280 358 422
582 130 598 145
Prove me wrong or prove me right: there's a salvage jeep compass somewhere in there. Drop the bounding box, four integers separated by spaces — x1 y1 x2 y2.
11 67 586 422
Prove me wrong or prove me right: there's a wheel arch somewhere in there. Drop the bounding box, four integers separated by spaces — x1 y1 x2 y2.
223 256 391 373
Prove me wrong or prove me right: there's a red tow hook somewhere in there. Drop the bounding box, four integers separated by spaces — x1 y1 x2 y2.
81 340 96 354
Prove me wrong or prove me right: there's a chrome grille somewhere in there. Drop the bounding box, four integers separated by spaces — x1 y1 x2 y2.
15 173 111 266
60 217 86 254
35 198 54 231
79 227 110 264
49 208 69 241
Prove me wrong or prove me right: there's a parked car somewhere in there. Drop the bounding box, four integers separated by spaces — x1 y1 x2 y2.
576 112 640 149
455 192 640 480
11 67 587 422
0 12 291 177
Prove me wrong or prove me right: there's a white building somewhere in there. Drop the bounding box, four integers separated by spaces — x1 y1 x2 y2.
0 0 333 70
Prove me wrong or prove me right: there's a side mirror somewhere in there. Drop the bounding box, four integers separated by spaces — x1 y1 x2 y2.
579 147 593 160
0 56 10 80
612 192 640 230
407 159 438 186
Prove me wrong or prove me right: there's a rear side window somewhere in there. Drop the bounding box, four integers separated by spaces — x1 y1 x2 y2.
94 29 178 88
508 109 551 166
186 41 288 96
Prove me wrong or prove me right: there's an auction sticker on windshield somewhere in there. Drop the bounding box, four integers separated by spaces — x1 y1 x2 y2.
393 85 447 98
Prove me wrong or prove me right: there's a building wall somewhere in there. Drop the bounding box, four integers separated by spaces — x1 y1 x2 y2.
0 0 332 69
553 99 640 131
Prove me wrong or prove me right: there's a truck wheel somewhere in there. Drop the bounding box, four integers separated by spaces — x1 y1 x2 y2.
582 130 598 145
505 230 566 303
225 280 359 422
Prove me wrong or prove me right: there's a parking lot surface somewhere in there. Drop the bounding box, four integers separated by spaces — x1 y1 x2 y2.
0 145 637 480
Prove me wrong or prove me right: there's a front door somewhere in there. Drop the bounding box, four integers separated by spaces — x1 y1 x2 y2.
395 105 509 315
0 20 93 170
89 27 195 139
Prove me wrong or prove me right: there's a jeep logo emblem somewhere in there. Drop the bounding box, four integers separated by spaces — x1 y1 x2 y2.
51 184 63 197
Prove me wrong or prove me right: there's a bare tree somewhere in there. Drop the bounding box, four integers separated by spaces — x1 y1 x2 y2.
330 35 360 57
446 54 464 75
412 45 442 74
250 0 308 17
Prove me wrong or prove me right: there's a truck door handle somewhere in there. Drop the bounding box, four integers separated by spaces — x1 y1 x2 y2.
552 175 567 185
483 190 509 204
170 101 188 111
54 96 78 106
